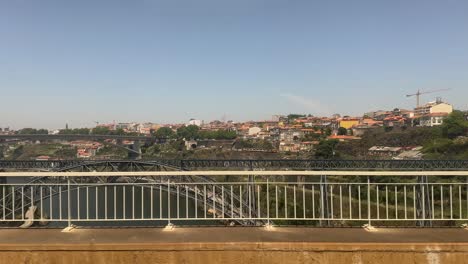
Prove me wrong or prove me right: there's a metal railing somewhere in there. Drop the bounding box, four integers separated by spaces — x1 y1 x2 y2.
1 171 468 227
2 159 468 171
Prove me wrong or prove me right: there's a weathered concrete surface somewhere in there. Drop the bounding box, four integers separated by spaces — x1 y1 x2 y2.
1 227 468 264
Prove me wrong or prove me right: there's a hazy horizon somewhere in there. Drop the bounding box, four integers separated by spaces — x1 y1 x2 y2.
2 0 467 129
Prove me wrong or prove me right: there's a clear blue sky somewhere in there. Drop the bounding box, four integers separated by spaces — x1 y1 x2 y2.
1 0 467 129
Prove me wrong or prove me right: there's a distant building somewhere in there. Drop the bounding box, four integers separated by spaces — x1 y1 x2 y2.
188 119 203 127
338 118 360 129
368 146 404 157
413 99 453 127
280 129 303 143
248 127 262 137
414 99 453 116
417 112 450 127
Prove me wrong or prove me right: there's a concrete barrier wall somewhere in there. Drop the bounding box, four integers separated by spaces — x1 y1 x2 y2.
1 243 467 264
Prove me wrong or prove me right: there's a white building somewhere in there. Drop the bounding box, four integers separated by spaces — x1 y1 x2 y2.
414 99 453 116
414 99 453 127
188 119 202 127
418 113 450 127
248 127 262 137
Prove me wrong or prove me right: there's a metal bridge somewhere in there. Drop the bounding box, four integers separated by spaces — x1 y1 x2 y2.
1 159 468 229
0 134 164 142
1 159 468 171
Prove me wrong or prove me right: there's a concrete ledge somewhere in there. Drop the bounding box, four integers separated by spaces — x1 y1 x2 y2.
1 228 468 263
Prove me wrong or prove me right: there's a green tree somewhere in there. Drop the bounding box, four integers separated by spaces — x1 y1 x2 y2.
315 139 340 159
441 111 468 139
177 125 200 139
18 128 48 134
92 126 110 135
337 127 347 135
154 127 175 138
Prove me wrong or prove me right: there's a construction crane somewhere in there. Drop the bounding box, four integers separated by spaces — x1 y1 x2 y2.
406 88 451 108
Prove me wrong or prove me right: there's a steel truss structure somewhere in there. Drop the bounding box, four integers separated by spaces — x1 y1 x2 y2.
1 159 468 171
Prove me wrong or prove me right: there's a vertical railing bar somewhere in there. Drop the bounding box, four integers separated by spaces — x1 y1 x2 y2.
320 184 324 219
141 185 144 220
167 180 171 223
132 186 135 220
21 187 24 221
459 185 462 220
59 186 62 221
67 178 71 227
105 186 108 220
123 186 126 220
177 185 180 219
348 185 352 219
239 185 243 219
213 185 216 219
404 186 407 220
303 185 306 219
441 185 444 219
49 186 53 221
284 185 287 218
376 186 380 220
204 185 207 219
2 186 5 220
422 185 425 220
275 185 278 219
257 185 260 219
223 186 225 219
450 185 453 220
330 185 334 220
86 186 89 220
367 177 371 225
248 185 252 219
150 186 154 219
386 185 388 219
114 186 117 220
21 187 24 220
312 185 315 219
431 185 434 220
358 185 361 220
395 186 398 219
266 179 270 223
293 185 297 219
75 186 78 220
195 185 198 219
339 185 343 220
230 185 233 218
96 186 99 220
12 186 15 220
186 185 189 219
40 186 43 220
413 185 416 220
159 185 162 219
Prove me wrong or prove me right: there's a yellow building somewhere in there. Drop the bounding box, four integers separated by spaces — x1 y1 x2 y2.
339 118 360 129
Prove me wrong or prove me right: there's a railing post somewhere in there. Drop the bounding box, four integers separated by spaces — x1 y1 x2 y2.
367 176 371 227
266 178 270 226
62 176 75 232
165 179 174 230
